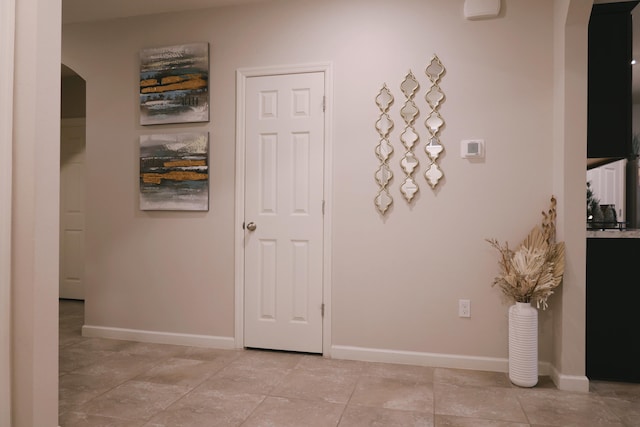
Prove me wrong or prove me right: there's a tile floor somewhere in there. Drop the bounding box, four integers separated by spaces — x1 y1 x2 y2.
59 299 640 426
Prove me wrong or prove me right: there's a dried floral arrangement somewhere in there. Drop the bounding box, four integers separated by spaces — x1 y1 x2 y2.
486 196 565 310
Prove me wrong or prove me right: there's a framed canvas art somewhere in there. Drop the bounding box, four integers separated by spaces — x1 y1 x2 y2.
139 132 209 211
139 43 209 125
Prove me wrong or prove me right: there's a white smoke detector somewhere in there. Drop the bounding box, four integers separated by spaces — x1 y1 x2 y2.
464 0 501 20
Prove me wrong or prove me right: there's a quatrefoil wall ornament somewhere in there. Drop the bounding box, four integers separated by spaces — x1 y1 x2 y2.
374 84 394 215
424 55 446 189
399 71 420 202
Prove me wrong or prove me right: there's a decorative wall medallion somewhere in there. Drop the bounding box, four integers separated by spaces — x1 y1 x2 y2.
399 71 420 202
374 84 394 215
424 55 446 189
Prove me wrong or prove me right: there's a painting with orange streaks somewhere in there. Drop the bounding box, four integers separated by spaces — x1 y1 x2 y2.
140 43 209 125
139 133 209 210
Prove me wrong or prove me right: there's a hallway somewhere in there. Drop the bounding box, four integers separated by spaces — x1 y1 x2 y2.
59 299 640 426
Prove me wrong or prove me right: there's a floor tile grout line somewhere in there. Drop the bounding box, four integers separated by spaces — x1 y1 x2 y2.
335 367 365 426
514 391 533 425
236 394 270 427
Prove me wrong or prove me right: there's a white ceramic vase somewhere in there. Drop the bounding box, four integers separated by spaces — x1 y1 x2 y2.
508 302 538 387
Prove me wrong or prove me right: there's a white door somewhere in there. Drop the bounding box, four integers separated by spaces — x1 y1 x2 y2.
59 118 86 300
244 72 325 353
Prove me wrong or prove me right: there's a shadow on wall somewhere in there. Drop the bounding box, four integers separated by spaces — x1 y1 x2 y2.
61 64 86 119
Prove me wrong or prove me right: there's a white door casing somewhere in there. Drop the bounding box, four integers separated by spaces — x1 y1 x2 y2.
235 64 333 355
60 118 86 300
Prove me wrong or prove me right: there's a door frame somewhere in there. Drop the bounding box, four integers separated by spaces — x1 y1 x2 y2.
234 62 333 355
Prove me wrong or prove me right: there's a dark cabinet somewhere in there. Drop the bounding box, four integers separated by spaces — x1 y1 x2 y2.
586 237 640 383
588 2 638 158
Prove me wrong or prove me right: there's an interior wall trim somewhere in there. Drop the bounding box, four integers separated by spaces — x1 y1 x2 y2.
331 345 555 378
550 365 590 393
81 325 236 349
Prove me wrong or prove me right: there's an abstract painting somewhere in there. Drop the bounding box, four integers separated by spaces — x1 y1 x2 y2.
139 43 209 125
139 133 209 211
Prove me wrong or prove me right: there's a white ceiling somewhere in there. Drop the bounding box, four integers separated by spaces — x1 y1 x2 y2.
62 0 271 24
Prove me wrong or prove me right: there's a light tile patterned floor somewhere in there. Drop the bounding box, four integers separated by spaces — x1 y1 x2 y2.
59 299 640 426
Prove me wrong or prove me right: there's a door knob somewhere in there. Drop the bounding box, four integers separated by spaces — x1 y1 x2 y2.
246 222 257 231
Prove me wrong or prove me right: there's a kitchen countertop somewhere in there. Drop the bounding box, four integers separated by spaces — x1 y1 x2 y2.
587 229 640 238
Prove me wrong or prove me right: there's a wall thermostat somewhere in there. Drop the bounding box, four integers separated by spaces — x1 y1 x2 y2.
461 139 485 158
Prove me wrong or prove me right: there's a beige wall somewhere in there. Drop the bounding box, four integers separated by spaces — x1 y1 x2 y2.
61 0 587 383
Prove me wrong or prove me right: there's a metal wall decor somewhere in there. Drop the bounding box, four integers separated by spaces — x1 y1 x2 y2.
373 54 446 215
374 84 394 215
424 55 446 189
399 71 420 202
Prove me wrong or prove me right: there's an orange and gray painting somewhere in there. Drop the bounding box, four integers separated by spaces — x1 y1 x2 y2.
139 133 209 211
140 43 209 125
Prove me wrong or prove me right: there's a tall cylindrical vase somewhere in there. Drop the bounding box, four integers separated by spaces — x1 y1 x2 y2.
508 302 538 387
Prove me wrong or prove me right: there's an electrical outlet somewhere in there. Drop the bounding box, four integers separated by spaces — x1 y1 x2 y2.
459 299 471 318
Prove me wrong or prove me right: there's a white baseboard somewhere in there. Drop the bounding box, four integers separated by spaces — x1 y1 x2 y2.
331 345 509 372
550 365 590 392
331 345 554 376
82 324 235 349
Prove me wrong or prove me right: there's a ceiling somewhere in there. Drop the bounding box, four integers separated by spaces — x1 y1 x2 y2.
62 0 271 24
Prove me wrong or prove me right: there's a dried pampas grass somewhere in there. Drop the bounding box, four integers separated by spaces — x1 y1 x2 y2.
486 196 565 310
